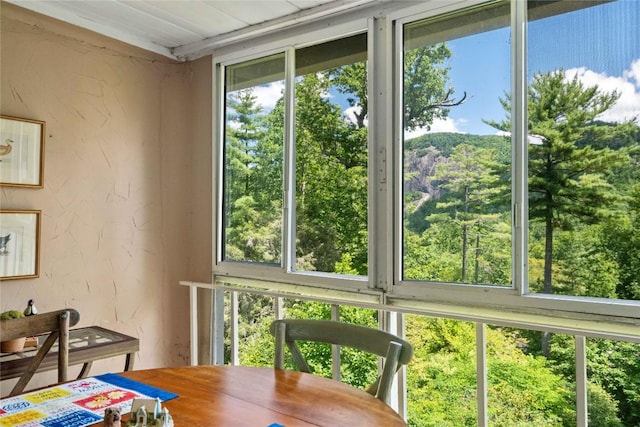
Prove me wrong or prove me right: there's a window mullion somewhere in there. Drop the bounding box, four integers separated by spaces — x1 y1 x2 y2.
512 0 528 295
476 322 488 427
213 62 224 266
575 335 588 426
283 47 296 273
393 13 405 289
368 17 393 292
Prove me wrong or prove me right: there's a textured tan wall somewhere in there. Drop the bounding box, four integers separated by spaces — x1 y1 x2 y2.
0 2 212 394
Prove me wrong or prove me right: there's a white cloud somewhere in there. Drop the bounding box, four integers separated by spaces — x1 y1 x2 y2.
404 126 429 140
565 59 640 123
403 117 466 139
252 81 285 112
494 130 545 145
227 119 240 130
528 134 545 145
344 105 368 127
429 117 466 133
626 58 640 86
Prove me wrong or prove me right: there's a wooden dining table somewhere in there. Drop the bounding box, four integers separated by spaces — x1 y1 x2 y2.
94 365 407 426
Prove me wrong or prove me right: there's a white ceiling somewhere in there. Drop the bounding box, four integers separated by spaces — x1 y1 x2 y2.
6 0 383 61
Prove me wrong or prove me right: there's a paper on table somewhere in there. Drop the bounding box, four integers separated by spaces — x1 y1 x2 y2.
0 374 177 427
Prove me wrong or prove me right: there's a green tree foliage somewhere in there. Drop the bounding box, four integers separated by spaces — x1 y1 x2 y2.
553 226 619 298
546 334 640 426
224 89 282 262
403 135 512 286
486 71 636 296
404 44 462 131
486 70 637 358
600 184 640 300
432 144 507 283
228 292 277 366
234 296 628 426
406 317 577 426
403 224 460 281
294 71 368 273
223 45 639 426
403 141 512 285
225 89 264 198
405 132 510 161
587 383 624 427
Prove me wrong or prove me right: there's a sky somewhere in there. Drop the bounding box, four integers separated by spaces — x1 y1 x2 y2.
416 0 640 137
239 1 639 139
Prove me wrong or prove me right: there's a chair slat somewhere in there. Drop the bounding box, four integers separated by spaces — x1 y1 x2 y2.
1 309 79 340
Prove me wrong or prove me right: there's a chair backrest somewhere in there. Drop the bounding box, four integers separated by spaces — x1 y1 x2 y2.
1 308 80 396
270 319 413 403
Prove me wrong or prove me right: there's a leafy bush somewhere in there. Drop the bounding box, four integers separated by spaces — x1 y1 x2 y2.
0 310 24 320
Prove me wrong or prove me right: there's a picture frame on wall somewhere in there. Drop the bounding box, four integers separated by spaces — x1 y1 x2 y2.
0 115 45 188
0 210 41 280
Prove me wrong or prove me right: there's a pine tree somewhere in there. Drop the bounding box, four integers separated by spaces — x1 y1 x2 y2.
487 70 636 355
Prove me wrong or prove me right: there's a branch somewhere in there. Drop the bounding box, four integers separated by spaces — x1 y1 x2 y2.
425 90 468 110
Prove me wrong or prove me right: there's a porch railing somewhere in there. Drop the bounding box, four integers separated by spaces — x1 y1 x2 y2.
181 281 633 427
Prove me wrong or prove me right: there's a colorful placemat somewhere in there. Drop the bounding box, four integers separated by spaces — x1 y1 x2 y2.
0 374 177 427
94 374 177 402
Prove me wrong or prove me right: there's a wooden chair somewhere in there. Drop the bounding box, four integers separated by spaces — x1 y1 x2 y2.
1 308 80 396
270 319 413 403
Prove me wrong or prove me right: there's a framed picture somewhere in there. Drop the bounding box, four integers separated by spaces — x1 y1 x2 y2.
0 115 45 188
0 210 41 280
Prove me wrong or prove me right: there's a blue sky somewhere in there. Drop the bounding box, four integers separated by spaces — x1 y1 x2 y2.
244 1 639 138
412 0 640 137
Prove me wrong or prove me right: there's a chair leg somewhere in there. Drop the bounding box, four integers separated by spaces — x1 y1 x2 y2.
58 311 70 383
78 362 93 379
274 322 286 369
124 352 135 371
376 341 402 403
10 332 58 396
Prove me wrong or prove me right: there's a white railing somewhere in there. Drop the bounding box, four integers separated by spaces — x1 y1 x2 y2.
181 281 627 427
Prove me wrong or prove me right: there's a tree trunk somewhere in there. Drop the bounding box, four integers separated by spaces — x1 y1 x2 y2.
461 187 469 282
544 211 554 294
541 204 554 357
474 233 480 283
461 224 468 282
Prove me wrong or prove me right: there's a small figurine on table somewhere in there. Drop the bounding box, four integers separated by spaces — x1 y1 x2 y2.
103 407 122 427
125 398 173 427
23 299 38 316
104 398 172 427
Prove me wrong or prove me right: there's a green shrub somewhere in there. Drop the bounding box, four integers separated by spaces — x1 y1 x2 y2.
0 310 24 320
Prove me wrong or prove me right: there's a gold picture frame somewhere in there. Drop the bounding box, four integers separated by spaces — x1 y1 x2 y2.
0 115 46 188
0 210 41 280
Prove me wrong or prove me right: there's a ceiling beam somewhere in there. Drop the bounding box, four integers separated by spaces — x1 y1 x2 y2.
5 0 178 60
172 0 390 61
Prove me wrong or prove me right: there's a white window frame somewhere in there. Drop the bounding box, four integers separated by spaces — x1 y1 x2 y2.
213 17 373 297
211 0 640 343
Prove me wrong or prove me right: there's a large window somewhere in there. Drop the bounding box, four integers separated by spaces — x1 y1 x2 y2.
402 2 512 287
220 33 369 281
294 34 368 275
216 0 639 331
223 53 285 265
213 2 639 424
525 0 640 301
